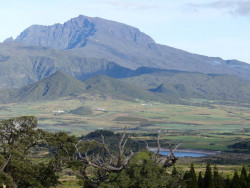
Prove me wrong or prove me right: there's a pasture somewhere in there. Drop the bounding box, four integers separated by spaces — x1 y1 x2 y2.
0 94 249 151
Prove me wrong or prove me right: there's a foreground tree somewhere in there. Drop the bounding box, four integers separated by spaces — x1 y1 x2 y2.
50 128 182 187
99 159 169 188
231 171 240 188
198 171 204 188
0 116 59 187
182 163 198 188
97 131 183 188
72 127 137 187
213 165 224 188
204 163 215 188
240 166 248 188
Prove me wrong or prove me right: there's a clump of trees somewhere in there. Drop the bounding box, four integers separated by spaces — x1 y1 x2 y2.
0 116 59 187
0 116 249 188
182 163 250 188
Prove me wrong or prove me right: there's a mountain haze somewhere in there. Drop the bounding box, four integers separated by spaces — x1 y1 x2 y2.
13 15 250 80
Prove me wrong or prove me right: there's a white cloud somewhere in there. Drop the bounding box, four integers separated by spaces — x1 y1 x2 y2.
187 0 250 16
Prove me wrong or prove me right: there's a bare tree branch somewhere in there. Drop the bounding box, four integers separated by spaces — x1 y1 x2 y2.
144 131 179 168
74 127 136 173
101 134 117 162
155 132 161 163
173 143 182 152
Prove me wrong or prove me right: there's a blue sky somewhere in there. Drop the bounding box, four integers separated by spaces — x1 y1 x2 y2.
1 0 250 64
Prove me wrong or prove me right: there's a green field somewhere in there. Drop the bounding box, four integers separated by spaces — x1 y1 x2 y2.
0 94 249 151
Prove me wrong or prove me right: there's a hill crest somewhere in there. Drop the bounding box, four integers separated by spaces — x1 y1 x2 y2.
6 71 86 103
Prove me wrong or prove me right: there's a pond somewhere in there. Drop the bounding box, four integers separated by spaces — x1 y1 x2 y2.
151 150 211 157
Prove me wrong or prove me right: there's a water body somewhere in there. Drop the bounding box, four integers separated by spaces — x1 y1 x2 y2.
151 149 217 157
157 151 206 157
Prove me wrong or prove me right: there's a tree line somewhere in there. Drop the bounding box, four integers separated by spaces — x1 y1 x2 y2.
0 116 249 187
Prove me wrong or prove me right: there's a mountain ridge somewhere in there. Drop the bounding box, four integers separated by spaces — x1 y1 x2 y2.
0 42 136 89
123 71 250 103
2 71 86 103
0 71 160 103
1 69 250 104
12 15 250 80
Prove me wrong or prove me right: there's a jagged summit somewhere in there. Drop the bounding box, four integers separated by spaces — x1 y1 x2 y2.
15 15 155 50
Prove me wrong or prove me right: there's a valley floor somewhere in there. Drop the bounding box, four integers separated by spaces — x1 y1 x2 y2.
0 94 249 153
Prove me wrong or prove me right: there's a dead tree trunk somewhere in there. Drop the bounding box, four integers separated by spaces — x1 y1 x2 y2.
74 127 136 172
145 131 181 168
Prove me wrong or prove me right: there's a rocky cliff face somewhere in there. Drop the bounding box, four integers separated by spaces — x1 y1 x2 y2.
16 16 96 49
15 15 154 50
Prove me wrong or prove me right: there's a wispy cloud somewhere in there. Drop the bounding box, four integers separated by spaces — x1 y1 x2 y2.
103 0 158 10
187 0 250 16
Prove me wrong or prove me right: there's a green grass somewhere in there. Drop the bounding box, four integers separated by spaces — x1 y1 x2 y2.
0 95 249 150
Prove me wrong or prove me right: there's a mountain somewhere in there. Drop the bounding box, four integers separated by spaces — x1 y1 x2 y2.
0 42 135 89
0 72 160 104
1 69 250 104
123 71 250 103
1 15 250 104
149 84 193 99
13 15 250 80
84 75 157 101
2 71 86 103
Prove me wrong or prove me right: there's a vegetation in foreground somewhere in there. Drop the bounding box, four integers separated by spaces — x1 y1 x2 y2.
0 116 249 187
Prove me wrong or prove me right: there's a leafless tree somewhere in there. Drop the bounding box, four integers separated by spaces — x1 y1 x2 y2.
71 128 181 187
145 131 181 168
72 127 137 187
74 127 136 172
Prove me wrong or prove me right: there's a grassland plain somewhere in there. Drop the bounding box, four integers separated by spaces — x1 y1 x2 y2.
0 94 249 150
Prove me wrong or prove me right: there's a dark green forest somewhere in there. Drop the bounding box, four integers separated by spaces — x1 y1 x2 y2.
0 116 249 188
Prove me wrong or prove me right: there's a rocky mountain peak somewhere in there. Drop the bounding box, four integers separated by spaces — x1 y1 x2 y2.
14 15 155 50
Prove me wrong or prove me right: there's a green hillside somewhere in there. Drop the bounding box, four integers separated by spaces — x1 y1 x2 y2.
150 84 193 99
1 69 250 104
123 71 250 103
84 75 158 101
4 71 86 103
0 42 132 89
0 72 160 103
